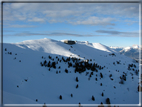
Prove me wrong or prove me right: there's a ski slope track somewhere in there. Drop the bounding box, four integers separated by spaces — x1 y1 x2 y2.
3 38 141 106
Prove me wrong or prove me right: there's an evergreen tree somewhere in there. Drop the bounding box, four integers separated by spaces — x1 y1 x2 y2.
76 77 79 82
76 84 78 88
44 60 47 65
65 69 68 73
59 95 62 100
92 96 95 101
100 73 103 78
101 92 104 96
106 98 110 104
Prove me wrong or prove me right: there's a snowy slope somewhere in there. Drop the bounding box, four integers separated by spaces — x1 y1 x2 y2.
3 38 140 106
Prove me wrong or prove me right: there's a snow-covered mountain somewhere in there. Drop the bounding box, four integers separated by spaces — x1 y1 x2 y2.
110 45 141 63
3 38 141 106
109 47 123 53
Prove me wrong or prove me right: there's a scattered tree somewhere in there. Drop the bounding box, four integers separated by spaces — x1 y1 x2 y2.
100 73 103 78
106 98 110 104
65 69 68 73
48 55 51 59
92 96 95 101
59 95 62 100
101 92 104 96
52 62 56 68
76 77 79 82
40 62 43 66
109 74 112 77
24 79 27 82
76 84 78 88
44 60 47 65
71 93 73 97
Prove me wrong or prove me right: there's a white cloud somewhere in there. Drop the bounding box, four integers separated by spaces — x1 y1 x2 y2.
3 3 139 26
124 19 139 25
7 24 37 28
28 17 45 23
11 3 28 9
43 10 77 17
71 16 115 26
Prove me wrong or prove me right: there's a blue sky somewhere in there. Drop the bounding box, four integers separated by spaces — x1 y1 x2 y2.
3 2 139 47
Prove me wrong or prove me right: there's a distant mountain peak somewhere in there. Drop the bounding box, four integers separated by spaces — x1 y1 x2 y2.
132 44 139 49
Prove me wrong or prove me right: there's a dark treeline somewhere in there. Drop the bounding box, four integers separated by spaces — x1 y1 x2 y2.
40 55 105 75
